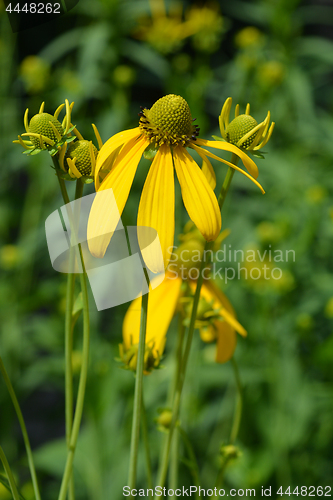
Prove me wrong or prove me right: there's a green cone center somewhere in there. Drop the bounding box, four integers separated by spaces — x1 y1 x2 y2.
226 114 258 148
139 94 198 147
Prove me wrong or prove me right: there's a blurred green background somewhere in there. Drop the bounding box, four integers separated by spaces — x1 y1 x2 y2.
0 0 333 498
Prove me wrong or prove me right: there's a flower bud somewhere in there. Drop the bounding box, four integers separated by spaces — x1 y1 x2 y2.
156 409 173 431
65 140 98 176
28 112 64 147
225 114 258 148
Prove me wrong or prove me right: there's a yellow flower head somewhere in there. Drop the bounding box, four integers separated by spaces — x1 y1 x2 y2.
219 97 275 152
87 94 265 271
13 100 74 153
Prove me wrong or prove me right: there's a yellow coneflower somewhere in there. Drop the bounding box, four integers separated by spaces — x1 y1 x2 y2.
87 94 265 271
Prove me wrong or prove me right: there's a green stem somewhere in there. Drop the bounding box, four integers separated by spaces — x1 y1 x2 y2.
141 394 153 490
0 357 41 500
0 446 20 500
65 180 84 500
215 358 243 490
54 175 90 500
229 358 242 445
217 155 239 210
178 427 200 494
127 269 150 493
155 156 239 495
168 316 186 491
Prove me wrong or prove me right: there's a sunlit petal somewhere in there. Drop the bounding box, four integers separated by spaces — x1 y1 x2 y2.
173 146 221 241
192 142 264 194
195 138 259 179
87 136 148 258
193 148 216 190
94 128 141 189
138 144 175 271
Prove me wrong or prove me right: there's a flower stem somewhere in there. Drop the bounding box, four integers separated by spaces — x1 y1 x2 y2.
168 316 186 491
127 269 150 493
0 357 41 500
229 358 242 445
155 155 239 494
141 394 153 490
54 174 90 500
155 246 210 493
217 154 239 209
65 179 84 500
215 358 243 490
0 445 20 500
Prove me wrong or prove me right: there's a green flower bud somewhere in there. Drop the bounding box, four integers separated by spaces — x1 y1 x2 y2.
225 114 258 148
65 140 98 176
28 112 64 147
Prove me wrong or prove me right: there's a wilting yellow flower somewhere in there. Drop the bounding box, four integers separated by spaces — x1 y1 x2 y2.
87 94 264 270
13 99 74 153
219 97 274 152
121 271 246 371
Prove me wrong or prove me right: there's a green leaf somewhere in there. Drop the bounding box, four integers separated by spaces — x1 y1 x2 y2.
250 151 266 159
66 135 77 144
30 148 43 155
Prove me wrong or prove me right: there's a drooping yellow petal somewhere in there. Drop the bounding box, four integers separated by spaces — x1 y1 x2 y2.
137 144 175 271
87 136 148 258
94 128 141 189
215 321 237 363
191 142 264 194
123 272 182 356
195 150 216 190
173 146 221 242
195 138 259 179
202 280 247 337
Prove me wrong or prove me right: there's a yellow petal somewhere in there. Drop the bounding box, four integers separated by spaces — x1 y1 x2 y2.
173 146 221 241
215 322 237 363
137 144 175 271
192 142 264 194
94 128 141 189
198 151 217 190
87 136 148 258
202 280 247 337
195 138 259 179
122 272 182 356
